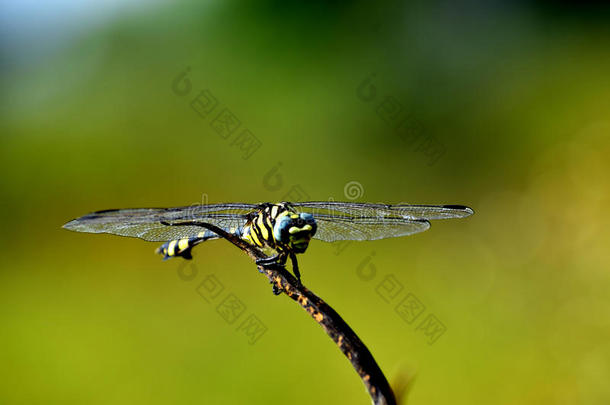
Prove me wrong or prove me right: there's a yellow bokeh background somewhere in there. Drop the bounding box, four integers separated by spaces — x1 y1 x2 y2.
2 2 609 404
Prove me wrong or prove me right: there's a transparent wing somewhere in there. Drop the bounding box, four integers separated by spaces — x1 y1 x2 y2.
62 203 258 242
292 201 474 220
290 201 472 242
312 215 430 242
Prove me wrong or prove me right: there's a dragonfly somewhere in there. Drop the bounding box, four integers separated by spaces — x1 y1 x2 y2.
63 201 473 283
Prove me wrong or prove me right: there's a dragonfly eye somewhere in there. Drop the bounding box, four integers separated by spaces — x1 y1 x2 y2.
274 212 317 253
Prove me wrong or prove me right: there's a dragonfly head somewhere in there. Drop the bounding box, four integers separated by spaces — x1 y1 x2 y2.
274 212 317 253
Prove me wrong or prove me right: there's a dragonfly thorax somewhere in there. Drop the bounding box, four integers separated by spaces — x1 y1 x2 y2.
273 211 317 253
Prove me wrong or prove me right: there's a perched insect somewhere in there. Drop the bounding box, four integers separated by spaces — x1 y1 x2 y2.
63 201 473 283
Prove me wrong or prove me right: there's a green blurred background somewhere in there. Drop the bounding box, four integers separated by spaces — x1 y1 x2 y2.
2 1 609 404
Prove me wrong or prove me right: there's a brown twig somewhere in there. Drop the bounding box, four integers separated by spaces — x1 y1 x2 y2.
166 220 397 405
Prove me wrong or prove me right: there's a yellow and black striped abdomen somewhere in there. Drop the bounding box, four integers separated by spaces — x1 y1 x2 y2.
158 203 299 260
156 228 228 260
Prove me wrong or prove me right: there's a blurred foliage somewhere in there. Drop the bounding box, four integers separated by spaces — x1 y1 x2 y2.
1 1 610 404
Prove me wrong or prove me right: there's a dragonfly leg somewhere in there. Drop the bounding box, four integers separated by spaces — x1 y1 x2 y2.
271 283 282 296
256 254 291 295
289 252 302 285
255 253 280 266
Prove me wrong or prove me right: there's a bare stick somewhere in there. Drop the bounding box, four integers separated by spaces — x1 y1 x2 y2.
163 221 397 405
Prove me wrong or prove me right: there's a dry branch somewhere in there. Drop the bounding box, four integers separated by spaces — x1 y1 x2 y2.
164 220 397 405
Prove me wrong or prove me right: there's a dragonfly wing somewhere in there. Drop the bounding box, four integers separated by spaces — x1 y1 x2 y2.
292 201 473 220
312 215 430 242
290 201 471 242
62 203 256 242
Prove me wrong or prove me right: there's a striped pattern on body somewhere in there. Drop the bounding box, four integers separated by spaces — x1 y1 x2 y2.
242 203 292 250
157 227 238 259
157 203 295 259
